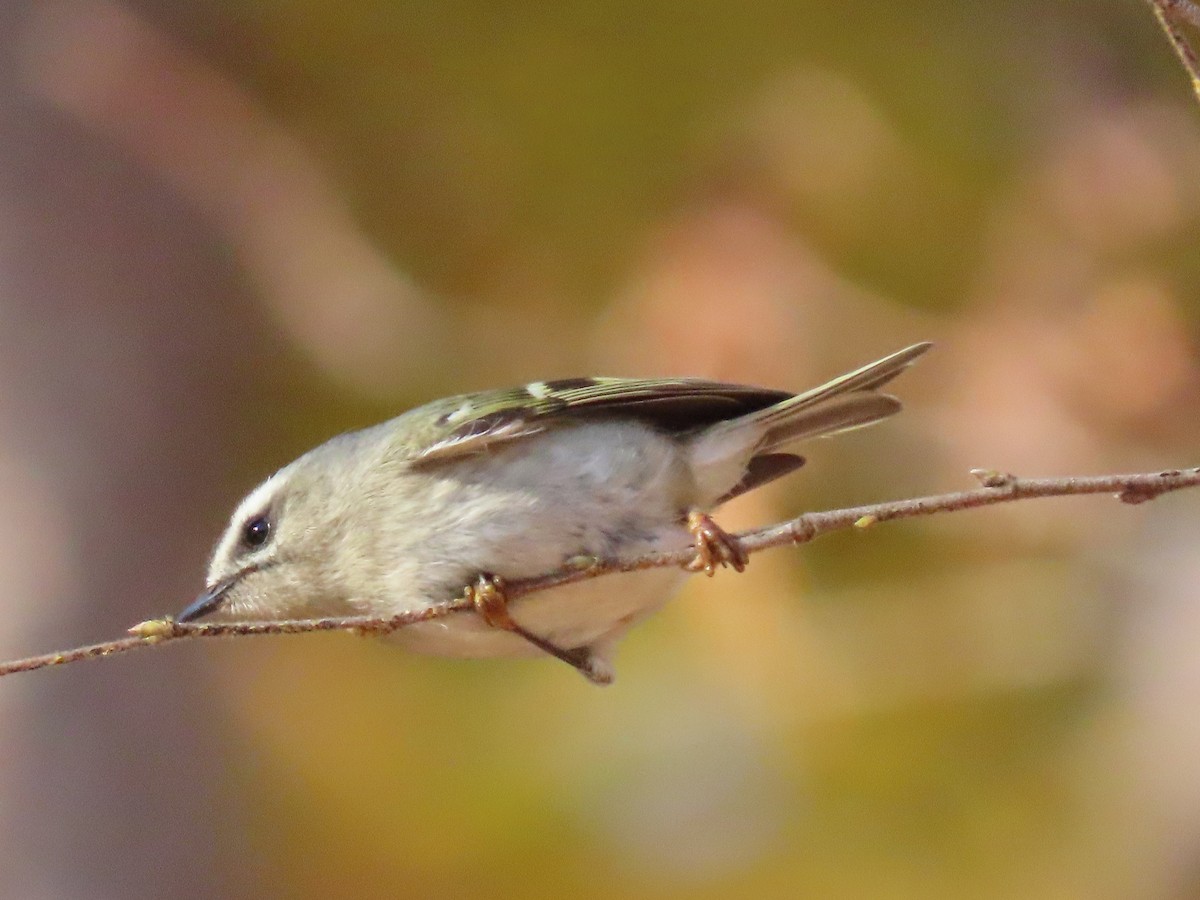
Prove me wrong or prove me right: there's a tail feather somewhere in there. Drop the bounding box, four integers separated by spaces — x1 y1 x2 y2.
757 392 901 451
749 342 931 434
689 342 931 504
708 342 930 449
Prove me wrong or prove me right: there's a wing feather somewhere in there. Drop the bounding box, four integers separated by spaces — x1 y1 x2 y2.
411 377 791 464
404 343 931 466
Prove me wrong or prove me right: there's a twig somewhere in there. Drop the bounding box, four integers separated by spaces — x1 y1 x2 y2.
1 466 1198 679
0 602 469 677
1146 0 1200 104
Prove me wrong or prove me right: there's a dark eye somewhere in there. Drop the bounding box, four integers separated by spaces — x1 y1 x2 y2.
241 515 272 549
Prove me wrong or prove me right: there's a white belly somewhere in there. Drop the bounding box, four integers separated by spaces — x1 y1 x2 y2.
388 566 687 658
367 421 703 660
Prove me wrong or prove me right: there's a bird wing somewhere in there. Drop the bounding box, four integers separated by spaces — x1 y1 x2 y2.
404 377 793 465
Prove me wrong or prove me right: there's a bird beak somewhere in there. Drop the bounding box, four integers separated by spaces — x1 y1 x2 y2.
176 574 240 623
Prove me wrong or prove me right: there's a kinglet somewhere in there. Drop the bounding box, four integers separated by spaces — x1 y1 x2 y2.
178 342 930 684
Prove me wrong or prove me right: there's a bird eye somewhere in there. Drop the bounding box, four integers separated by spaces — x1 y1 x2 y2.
241 515 272 549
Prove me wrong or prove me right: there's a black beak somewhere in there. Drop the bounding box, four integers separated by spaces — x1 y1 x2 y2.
176 574 240 623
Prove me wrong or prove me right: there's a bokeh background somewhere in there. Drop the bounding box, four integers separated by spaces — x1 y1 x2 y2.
1 1 1200 897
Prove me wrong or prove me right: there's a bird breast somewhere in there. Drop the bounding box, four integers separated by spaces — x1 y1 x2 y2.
365 421 699 657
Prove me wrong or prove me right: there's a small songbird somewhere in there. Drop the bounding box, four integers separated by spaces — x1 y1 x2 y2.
177 343 930 684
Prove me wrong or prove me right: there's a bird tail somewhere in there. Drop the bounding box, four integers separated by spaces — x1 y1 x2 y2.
745 342 931 452
689 342 931 503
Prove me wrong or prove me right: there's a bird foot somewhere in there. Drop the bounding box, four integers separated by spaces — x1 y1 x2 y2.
464 574 613 685
685 510 748 576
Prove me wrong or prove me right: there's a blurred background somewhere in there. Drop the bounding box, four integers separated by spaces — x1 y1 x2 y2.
1 0 1199 897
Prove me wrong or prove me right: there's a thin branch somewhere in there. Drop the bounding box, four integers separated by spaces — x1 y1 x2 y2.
1157 0 1200 30
1146 0 1200 104
0 602 469 676
1 465 1198 679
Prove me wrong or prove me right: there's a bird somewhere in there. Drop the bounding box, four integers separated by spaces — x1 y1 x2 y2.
177 342 931 684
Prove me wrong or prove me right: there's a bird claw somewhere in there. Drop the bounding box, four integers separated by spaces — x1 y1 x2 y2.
465 573 515 629
465 573 612 685
685 510 748 575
